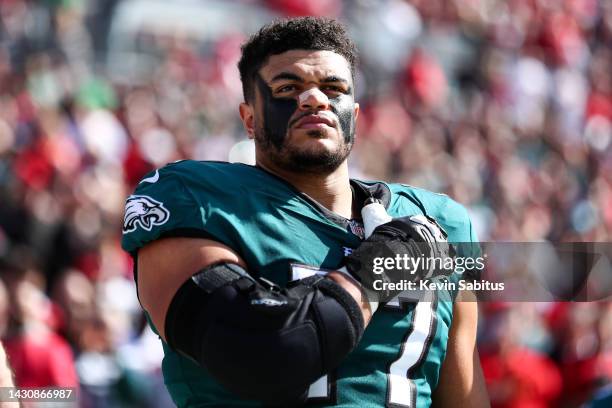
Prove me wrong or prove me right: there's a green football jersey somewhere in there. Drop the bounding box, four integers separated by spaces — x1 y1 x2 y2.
121 160 479 408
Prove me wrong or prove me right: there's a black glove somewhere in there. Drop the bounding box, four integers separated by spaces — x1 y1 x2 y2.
345 215 455 303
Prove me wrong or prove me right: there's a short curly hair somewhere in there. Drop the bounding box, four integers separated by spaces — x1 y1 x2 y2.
238 17 358 102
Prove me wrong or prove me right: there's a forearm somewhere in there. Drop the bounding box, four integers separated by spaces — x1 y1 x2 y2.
163 263 366 405
326 271 373 325
139 236 367 403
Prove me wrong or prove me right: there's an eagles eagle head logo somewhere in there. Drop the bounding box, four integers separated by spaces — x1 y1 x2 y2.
123 195 170 233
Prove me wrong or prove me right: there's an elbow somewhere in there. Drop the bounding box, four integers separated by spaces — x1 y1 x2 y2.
200 321 321 404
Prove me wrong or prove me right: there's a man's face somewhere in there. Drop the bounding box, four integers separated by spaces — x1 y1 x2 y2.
245 50 359 174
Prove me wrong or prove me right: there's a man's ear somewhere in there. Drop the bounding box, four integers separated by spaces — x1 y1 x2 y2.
239 102 255 139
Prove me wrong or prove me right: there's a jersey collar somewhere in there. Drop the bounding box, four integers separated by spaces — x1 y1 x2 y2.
251 164 392 229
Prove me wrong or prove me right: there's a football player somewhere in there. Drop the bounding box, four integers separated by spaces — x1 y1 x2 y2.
122 17 489 407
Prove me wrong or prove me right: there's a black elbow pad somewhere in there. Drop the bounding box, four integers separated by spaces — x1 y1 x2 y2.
164 263 364 405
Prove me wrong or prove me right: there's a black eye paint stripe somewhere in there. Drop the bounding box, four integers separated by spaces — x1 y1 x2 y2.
256 73 297 150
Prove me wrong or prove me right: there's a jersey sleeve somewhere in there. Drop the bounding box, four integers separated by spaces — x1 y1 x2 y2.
388 183 478 242
439 197 482 282
121 166 204 254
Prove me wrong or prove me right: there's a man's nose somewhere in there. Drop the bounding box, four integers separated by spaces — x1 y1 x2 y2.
298 88 330 111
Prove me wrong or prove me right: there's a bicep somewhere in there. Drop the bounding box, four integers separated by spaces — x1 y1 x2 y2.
137 237 246 342
432 291 490 408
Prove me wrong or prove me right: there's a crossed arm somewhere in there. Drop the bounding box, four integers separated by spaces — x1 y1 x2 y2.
138 236 489 406
137 237 372 343
138 236 371 404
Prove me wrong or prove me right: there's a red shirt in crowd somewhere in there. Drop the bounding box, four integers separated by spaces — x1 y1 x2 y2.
3 331 78 387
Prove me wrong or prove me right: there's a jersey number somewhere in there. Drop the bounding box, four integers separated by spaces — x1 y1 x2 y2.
305 296 437 407
386 296 437 407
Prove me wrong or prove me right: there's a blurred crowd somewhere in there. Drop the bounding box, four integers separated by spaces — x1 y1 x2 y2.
0 0 610 407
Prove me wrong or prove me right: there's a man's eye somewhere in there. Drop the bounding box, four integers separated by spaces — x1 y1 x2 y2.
322 85 346 93
276 85 296 93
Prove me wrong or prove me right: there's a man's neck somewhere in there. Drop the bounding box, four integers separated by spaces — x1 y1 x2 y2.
257 160 354 219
